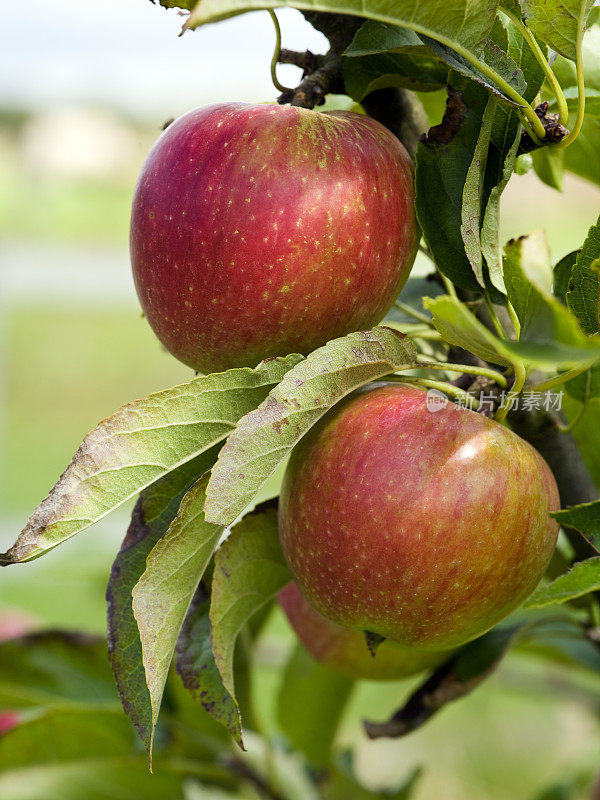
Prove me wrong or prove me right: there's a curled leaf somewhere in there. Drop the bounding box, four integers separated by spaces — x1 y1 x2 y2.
2 356 300 565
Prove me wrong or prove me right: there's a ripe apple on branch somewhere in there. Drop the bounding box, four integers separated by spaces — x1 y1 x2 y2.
131 103 419 373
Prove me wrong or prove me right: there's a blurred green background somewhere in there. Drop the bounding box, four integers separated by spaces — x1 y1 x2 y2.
2 3 600 798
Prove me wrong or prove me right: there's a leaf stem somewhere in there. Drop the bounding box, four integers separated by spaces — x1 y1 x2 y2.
555 28 586 149
440 273 458 298
385 375 481 410
485 294 508 339
532 360 596 392
507 301 521 339
266 8 547 140
417 359 508 388
503 10 569 126
407 329 443 340
393 300 433 325
555 401 586 433
268 10 291 95
383 321 442 340
555 368 591 433
495 360 527 422
444 41 547 140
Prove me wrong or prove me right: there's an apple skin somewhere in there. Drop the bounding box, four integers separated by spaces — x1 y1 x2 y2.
279 582 448 681
130 103 418 373
278 384 560 652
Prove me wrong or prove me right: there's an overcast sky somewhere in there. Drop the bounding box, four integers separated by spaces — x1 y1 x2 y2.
0 0 329 119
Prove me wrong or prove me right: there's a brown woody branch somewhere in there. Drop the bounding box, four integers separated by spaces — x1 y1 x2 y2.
276 11 428 156
519 102 569 153
277 48 326 74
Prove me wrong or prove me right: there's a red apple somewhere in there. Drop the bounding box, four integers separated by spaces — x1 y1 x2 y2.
278 384 559 651
0 711 20 735
130 103 418 373
279 582 448 680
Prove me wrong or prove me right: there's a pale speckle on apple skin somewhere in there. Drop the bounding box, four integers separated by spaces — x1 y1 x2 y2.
278 384 560 653
130 102 419 374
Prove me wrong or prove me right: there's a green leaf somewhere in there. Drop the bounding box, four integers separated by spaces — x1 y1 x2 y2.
522 0 596 60
343 19 524 104
415 16 542 297
532 147 565 190
525 557 600 607
1 356 301 565
504 17 547 106
277 644 354 767
416 76 493 292
503 231 600 367
554 250 578 302
504 229 554 325
420 36 526 104
566 215 600 335
0 632 116 711
461 97 497 287
423 295 513 365
0 708 227 800
564 360 600 402
343 50 448 100
209 502 291 744
563 393 600 487
204 327 418 526
176 590 241 743
480 18 546 291
106 447 219 755
563 119 600 187
182 0 500 53
130 473 224 760
480 134 520 292
499 0 524 15
344 20 426 56
560 86 600 116
551 25 600 186
516 617 600 674
551 500 600 550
